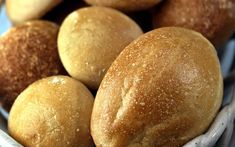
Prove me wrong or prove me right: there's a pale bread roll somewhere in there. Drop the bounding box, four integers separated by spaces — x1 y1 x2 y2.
6 0 62 24
58 6 143 89
91 27 223 147
8 76 94 147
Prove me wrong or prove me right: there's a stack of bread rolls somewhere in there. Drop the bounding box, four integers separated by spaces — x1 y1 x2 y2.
0 0 233 146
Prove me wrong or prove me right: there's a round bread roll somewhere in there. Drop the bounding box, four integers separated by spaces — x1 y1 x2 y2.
91 27 223 147
8 76 94 147
84 0 162 11
0 21 65 111
153 0 235 48
6 0 62 24
58 6 143 89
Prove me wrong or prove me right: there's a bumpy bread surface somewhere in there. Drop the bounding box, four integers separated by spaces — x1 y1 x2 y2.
58 6 143 90
8 76 94 147
0 21 65 111
6 0 62 24
153 0 235 48
84 0 161 11
91 27 223 147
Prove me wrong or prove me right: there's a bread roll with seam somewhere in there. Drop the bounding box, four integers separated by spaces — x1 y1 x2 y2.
84 0 162 11
58 6 143 90
91 27 223 147
0 21 65 111
6 0 62 24
8 76 94 147
153 0 235 48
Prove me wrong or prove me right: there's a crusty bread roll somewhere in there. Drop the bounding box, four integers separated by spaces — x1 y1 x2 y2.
84 0 162 11
0 21 65 111
153 0 235 48
6 0 62 24
8 76 94 147
91 27 223 147
58 6 143 90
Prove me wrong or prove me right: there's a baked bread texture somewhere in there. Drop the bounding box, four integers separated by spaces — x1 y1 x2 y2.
91 27 223 147
8 76 94 147
0 21 65 111
6 0 62 24
153 0 235 48
58 6 143 90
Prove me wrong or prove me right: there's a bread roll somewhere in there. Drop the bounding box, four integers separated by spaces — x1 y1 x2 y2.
84 0 162 11
58 6 143 89
0 21 65 111
153 0 235 48
91 27 223 147
8 76 94 147
6 0 62 24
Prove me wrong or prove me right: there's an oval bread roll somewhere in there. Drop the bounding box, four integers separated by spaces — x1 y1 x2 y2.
84 0 162 11
153 0 235 48
58 6 143 89
8 76 94 147
0 21 65 111
91 27 223 147
6 0 62 24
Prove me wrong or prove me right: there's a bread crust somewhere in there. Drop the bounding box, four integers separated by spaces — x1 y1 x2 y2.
6 0 62 24
91 27 223 147
8 76 94 147
58 6 143 89
153 0 235 48
84 0 161 11
0 21 65 111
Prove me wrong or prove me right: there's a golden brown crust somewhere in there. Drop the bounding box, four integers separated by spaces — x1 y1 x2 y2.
153 0 235 48
8 76 94 147
91 27 223 147
6 0 62 24
84 0 161 11
0 21 65 111
58 6 143 90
